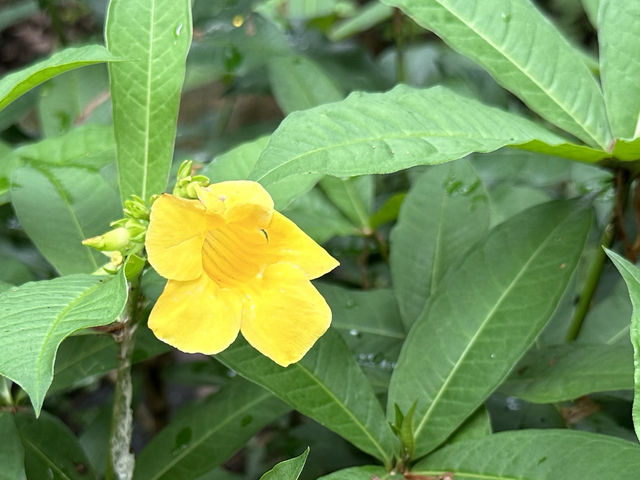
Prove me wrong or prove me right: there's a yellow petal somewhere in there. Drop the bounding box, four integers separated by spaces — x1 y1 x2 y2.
146 194 208 281
241 263 331 366
197 181 274 227
148 274 242 354
264 212 339 279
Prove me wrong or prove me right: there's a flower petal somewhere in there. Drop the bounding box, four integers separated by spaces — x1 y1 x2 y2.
148 274 242 354
265 212 339 279
197 181 274 227
146 194 208 281
241 263 331 366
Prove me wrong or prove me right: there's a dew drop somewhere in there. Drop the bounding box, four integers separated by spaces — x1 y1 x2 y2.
174 23 183 37
490 353 496 359
501 12 511 22
345 299 355 308
349 329 360 336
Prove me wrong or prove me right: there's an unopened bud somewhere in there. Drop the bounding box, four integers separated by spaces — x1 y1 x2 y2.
83 227 131 251
177 159 193 181
123 195 149 220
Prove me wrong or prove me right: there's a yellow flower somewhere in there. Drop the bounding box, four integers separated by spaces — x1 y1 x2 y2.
145 180 339 366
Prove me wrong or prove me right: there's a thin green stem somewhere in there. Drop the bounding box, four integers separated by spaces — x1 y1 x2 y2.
105 277 141 480
565 222 614 341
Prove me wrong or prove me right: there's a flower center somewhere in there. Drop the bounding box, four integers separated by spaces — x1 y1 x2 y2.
201 223 269 287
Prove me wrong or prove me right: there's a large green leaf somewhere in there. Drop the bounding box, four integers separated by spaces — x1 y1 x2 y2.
11 164 121 275
605 249 640 441
599 0 640 140
259 448 309 480
412 430 640 479
268 55 344 114
15 411 97 480
390 160 490 328
106 0 192 203
217 330 399 468
0 412 26 480
133 378 289 480
250 86 606 186
388 200 592 457
613 138 640 161
381 0 611 148
0 272 127 414
319 176 373 231
501 344 633 403
0 45 116 111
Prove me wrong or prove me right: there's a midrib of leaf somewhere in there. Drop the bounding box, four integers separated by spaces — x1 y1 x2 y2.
28 164 98 270
607 325 630 345
295 363 392 466
428 0 603 147
140 0 156 201
147 390 274 480
414 208 575 439
256 130 540 182
34 280 104 403
20 437 73 480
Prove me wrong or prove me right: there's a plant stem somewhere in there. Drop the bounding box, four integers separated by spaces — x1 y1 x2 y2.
565 222 614 341
105 278 141 480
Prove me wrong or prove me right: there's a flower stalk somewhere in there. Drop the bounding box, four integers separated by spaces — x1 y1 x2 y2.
105 277 141 480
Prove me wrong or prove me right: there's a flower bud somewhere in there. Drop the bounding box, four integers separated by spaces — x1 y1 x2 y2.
83 227 131 251
177 159 193 181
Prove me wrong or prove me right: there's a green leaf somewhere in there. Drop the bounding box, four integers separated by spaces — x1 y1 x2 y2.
599 0 640 139
581 0 600 26
282 189 357 243
133 378 289 480
501 344 633 403
259 448 309 480
15 411 97 480
0 45 116 111
9 124 116 170
11 164 121 275
604 249 640 441
217 329 399 468
578 278 631 345
318 466 399 480
613 138 640 161
412 430 640 479
268 55 344 114
201 135 320 210
0 272 127 414
319 176 373 230
106 0 192 203
0 412 26 480
370 193 405 229
391 160 490 328
381 0 611 148
388 200 592 457
38 65 110 137
251 85 603 186
445 406 491 445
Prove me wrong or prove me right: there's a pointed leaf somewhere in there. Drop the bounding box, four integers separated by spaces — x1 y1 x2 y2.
502 343 633 403
0 272 127 414
382 0 611 148
604 249 640 441
106 0 192 203
388 200 592 457
134 378 289 480
251 86 604 186
412 430 640 479
217 330 399 468
11 164 121 275
599 0 640 139
0 45 116 111
259 448 309 480
390 160 490 328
